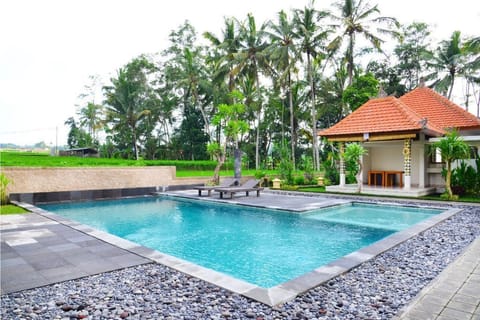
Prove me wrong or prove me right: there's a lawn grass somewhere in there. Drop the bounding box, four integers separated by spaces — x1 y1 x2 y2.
1 204 29 214
0 151 216 170
420 194 480 203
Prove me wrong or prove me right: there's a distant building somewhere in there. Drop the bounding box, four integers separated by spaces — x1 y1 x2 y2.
59 147 99 158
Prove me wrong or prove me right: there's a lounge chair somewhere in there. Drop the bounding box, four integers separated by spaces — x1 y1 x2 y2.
214 179 264 199
193 177 238 196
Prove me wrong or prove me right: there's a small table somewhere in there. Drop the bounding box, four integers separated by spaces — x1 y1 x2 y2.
368 171 384 186
384 171 403 187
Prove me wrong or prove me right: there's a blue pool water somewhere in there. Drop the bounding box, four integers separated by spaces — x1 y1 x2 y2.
40 197 441 288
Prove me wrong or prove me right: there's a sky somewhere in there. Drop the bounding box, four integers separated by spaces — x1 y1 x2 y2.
1 0 479 147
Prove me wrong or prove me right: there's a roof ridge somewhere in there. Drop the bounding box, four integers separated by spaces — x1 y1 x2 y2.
393 98 445 135
391 98 422 127
423 87 480 124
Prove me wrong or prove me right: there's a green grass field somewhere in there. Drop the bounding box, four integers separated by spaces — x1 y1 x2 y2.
0 204 28 214
0 151 218 171
0 151 277 178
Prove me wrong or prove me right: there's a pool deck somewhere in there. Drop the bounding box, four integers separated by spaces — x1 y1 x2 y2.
1 192 478 316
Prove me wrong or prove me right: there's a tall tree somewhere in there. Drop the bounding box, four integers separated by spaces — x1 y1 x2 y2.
103 56 157 160
329 0 400 86
293 3 330 170
234 13 269 170
266 10 299 169
342 72 379 111
204 17 242 94
394 22 432 91
428 31 467 99
64 117 93 149
77 102 103 141
209 90 249 183
463 36 480 116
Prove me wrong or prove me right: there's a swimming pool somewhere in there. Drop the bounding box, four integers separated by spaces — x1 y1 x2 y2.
40 196 442 288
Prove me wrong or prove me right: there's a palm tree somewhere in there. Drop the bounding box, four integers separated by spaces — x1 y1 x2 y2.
266 10 299 169
461 35 480 113
178 47 211 137
204 17 242 94
329 0 400 86
429 31 468 99
293 3 330 170
103 57 156 160
77 102 103 141
430 130 470 199
234 13 269 170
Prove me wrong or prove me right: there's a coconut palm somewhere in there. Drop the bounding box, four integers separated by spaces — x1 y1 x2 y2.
329 0 400 86
103 57 156 160
293 3 330 170
203 17 242 94
77 102 104 141
234 13 270 170
266 10 300 169
430 130 471 199
462 35 480 114
428 31 469 99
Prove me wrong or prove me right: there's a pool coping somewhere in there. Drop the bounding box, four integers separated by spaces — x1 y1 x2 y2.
13 196 462 307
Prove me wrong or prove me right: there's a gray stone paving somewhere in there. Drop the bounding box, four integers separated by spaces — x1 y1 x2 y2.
396 236 480 320
0 213 150 294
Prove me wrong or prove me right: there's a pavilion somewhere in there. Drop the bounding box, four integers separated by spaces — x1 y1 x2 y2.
318 85 480 197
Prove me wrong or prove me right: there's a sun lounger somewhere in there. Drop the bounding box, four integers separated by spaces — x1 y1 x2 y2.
193 177 238 196
214 179 264 199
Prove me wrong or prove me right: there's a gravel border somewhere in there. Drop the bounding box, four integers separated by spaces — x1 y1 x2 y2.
1 199 479 319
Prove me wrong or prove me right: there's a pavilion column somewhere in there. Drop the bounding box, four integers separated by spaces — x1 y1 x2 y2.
339 142 346 187
403 138 412 190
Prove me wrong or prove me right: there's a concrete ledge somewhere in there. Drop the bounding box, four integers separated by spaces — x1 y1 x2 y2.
10 185 202 204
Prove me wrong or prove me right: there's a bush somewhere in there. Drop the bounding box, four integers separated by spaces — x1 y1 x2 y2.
0 173 10 205
294 175 305 185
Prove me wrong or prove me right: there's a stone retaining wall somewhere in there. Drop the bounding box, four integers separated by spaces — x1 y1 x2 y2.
3 167 207 194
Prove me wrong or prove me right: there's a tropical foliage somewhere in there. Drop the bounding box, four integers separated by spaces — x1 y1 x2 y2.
0 173 10 205
430 130 471 200
343 143 368 192
62 1 479 176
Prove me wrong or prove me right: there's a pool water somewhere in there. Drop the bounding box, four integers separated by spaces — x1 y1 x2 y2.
40 197 441 288
305 203 438 231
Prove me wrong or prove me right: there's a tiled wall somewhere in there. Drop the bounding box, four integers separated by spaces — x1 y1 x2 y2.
10 184 196 204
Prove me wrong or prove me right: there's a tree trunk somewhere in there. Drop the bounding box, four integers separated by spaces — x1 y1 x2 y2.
212 154 225 185
357 160 363 193
132 125 139 160
308 54 320 170
234 148 242 179
446 161 453 198
288 72 296 170
255 71 261 170
347 33 354 86
447 70 455 99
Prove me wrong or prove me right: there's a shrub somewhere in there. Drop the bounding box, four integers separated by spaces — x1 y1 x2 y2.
0 173 10 205
301 157 315 184
294 175 305 185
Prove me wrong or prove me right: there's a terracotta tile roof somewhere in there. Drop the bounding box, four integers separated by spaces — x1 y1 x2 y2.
399 87 480 131
320 87 480 139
